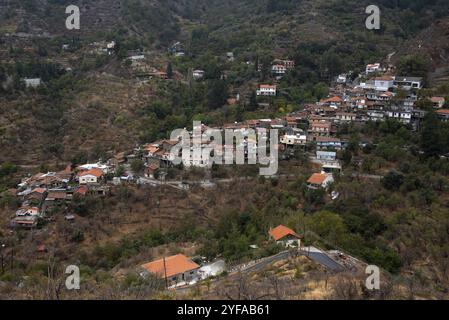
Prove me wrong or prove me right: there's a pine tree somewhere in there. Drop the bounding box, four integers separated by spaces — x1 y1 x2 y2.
166 62 173 79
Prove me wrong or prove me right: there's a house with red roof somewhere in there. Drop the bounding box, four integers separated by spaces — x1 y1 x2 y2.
78 168 104 185
319 96 343 108
141 254 200 287
74 185 88 197
25 188 47 202
308 121 332 136
257 84 277 96
269 225 302 248
436 109 449 122
307 173 334 189
431 97 445 109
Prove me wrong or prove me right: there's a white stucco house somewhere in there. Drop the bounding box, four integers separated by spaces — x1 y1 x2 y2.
78 168 104 185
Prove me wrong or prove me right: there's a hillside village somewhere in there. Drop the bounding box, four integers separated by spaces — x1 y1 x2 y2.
2 48 448 293
2 0 449 300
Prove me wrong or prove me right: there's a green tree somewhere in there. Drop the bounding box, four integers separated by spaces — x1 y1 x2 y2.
166 62 173 79
397 55 430 80
308 211 347 247
320 51 343 81
420 112 443 157
247 91 258 112
382 171 404 191
207 79 229 110
115 165 125 177
131 159 145 174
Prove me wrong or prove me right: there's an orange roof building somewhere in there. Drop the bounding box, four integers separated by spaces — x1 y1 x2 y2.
320 96 343 104
31 188 46 194
145 144 160 154
307 173 328 185
75 185 88 196
259 84 277 89
431 97 445 108
78 168 104 185
141 254 200 281
436 109 449 121
307 173 334 189
78 168 104 178
269 225 301 242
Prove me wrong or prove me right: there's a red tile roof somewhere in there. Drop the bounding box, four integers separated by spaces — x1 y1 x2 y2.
307 173 328 185
79 168 104 178
31 188 46 194
141 254 200 278
311 122 331 128
315 136 341 143
321 96 343 103
46 191 67 200
431 97 445 103
145 145 160 154
75 185 88 196
436 109 449 116
259 84 277 89
269 225 301 241
373 76 394 81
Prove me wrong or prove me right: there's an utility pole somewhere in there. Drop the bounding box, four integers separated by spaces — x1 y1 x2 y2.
10 247 14 271
163 257 168 289
0 244 5 274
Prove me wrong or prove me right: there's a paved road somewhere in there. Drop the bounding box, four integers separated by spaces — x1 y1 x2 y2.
351 173 384 180
304 251 345 272
138 174 297 187
231 247 345 274
237 251 291 274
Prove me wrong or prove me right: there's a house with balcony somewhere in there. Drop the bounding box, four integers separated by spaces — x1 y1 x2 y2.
366 63 381 74
386 110 412 124
349 96 367 109
272 59 295 70
393 77 423 91
316 151 337 161
308 121 332 136
271 64 287 77
367 110 386 122
336 112 357 122
359 76 394 92
257 84 277 96
313 136 343 150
